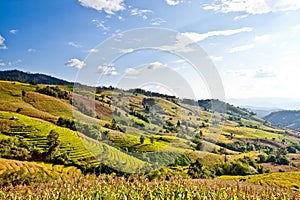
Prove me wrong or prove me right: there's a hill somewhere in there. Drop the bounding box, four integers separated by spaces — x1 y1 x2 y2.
0 70 72 85
265 110 300 131
0 70 299 192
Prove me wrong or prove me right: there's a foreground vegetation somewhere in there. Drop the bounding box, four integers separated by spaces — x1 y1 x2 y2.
0 174 299 199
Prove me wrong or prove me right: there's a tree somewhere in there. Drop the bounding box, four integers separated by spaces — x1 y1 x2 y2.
195 142 203 151
276 147 287 157
111 118 117 130
140 135 145 144
46 130 60 160
287 146 296 153
176 120 181 127
150 137 154 144
199 130 203 137
188 159 214 178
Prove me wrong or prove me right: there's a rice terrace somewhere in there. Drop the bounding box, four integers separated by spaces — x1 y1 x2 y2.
1 0 300 199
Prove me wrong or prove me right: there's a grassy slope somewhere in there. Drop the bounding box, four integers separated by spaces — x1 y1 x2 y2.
0 80 299 174
0 111 148 172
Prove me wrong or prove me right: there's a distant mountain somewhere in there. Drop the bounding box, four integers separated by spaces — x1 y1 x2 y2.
0 69 72 85
264 110 300 131
242 105 283 118
228 97 300 110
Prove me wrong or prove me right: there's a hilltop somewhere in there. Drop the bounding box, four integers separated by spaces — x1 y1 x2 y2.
0 70 72 85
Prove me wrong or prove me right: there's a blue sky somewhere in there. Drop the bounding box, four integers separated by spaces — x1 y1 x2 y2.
1 0 300 101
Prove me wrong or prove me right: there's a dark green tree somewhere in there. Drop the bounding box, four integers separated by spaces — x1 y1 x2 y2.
188 159 214 178
46 130 60 160
140 135 145 144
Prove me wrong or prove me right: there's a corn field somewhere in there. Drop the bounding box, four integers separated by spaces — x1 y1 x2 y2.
0 174 299 199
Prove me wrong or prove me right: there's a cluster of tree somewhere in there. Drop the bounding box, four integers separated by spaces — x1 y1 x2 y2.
217 141 256 153
36 86 70 100
103 119 125 133
0 130 68 165
258 147 290 165
128 88 176 99
214 157 266 176
57 117 76 130
129 110 150 123
163 121 177 133
188 157 266 179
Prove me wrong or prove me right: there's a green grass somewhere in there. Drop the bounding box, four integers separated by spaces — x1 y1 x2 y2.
222 126 283 140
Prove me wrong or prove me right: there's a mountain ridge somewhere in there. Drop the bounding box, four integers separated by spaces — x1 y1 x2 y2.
264 110 300 131
0 69 72 85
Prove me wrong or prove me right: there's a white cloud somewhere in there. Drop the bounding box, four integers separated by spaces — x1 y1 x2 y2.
130 8 153 20
151 18 166 26
27 48 36 52
234 15 248 20
158 33 199 53
0 59 22 67
78 0 125 14
7 59 22 66
0 59 23 67
182 27 253 42
92 19 110 31
226 69 250 77
89 48 99 53
9 29 18 34
229 44 255 53
158 27 252 53
209 56 224 61
68 41 82 48
119 48 134 54
254 69 276 78
125 68 139 75
65 58 86 69
254 34 272 41
226 68 275 78
0 61 5 67
166 0 180 6
147 62 167 70
0 35 7 50
173 59 186 64
130 8 152 16
118 16 123 20
97 65 118 75
203 0 300 14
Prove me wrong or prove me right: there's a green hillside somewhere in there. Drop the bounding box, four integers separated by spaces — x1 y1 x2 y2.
0 74 299 193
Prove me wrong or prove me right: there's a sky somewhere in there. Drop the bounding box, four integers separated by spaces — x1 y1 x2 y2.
1 0 300 104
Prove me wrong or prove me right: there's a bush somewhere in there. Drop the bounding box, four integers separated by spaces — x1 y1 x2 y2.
188 159 215 179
